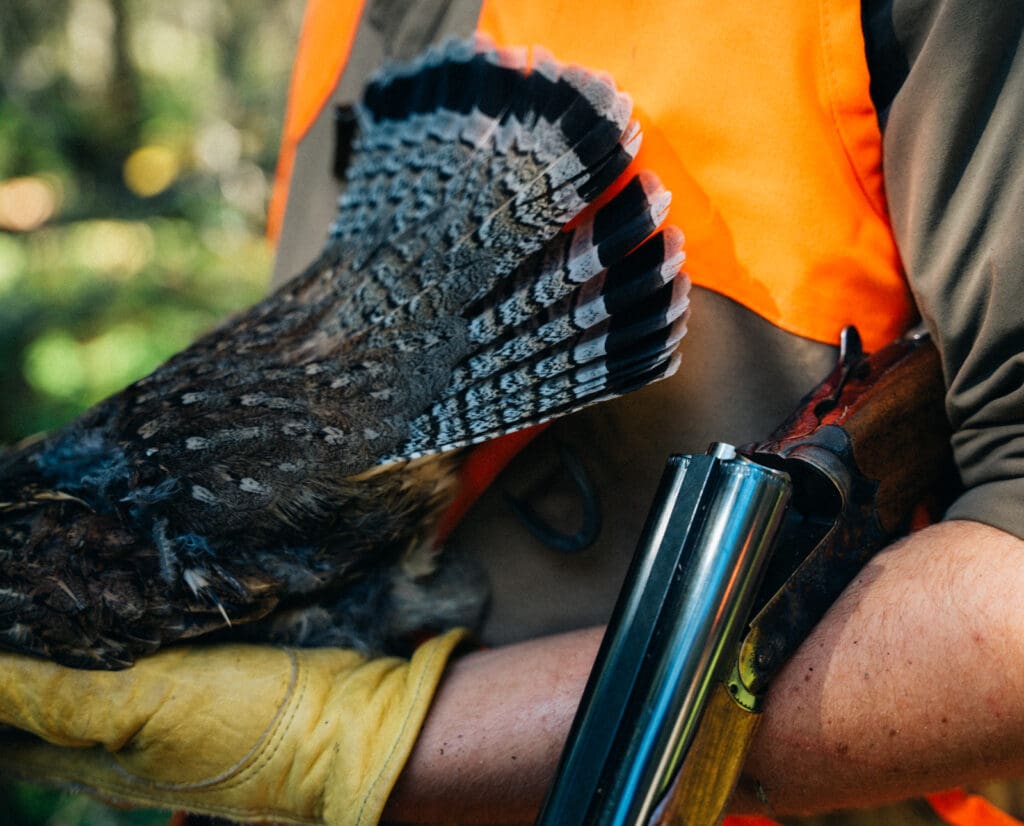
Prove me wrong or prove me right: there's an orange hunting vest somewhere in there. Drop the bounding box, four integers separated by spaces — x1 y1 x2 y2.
270 2 1016 824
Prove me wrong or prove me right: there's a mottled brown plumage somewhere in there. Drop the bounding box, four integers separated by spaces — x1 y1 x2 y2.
0 37 689 668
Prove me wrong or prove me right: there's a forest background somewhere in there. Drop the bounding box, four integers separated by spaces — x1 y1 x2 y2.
1 1 304 822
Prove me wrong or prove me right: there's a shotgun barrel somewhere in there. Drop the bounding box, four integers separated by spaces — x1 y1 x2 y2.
537 328 952 825
535 445 791 826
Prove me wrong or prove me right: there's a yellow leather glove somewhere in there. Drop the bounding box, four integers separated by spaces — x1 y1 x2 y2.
0 629 467 825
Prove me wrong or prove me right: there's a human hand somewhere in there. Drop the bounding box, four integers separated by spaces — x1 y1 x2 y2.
0 630 465 826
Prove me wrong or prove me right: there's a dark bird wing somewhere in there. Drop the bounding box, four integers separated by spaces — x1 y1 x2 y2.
0 37 689 668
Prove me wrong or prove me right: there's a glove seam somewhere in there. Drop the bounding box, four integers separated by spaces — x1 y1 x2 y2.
351 632 459 826
104 648 302 794
205 648 310 794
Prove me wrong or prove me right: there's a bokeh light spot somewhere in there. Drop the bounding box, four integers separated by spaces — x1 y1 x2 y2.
67 220 155 279
66 0 116 92
24 331 87 401
124 146 179 197
0 177 60 232
130 18 204 78
0 234 28 292
80 323 154 400
221 161 269 216
23 323 162 405
195 120 242 173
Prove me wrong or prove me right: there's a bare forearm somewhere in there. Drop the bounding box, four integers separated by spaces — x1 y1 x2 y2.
384 626 602 823
385 520 1024 821
738 519 1024 815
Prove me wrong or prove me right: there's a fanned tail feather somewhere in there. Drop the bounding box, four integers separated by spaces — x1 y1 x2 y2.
390 277 689 460
0 38 696 669
326 38 691 464
456 175 680 384
325 36 639 334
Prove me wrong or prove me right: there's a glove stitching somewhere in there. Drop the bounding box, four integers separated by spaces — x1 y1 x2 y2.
106 649 302 794
154 649 322 823
210 648 311 794
352 634 456 826
5 639 457 824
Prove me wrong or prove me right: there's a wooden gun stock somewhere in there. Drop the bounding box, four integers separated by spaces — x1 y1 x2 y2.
538 328 953 826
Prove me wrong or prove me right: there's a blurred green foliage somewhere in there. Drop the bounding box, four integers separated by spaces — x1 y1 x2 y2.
0 0 303 442
1 0 304 822
1 781 171 826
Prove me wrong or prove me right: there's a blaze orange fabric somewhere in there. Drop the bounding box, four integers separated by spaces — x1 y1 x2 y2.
477 0 913 352
927 790 1024 826
267 0 365 241
720 793 1024 826
267 0 918 526
267 4 1005 825
721 793 1024 826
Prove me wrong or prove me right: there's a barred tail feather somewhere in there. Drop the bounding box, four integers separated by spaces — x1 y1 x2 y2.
391 351 684 462
319 38 691 465
323 37 639 334
385 270 689 460
448 227 684 392
0 38 699 670
464 173 673 347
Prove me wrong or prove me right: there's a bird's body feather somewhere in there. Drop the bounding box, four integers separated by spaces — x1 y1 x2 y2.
0 37 689 668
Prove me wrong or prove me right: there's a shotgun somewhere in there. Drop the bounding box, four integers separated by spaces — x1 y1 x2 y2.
535 326 952 826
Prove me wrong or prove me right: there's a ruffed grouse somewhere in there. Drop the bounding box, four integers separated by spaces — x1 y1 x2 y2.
0 38 689 668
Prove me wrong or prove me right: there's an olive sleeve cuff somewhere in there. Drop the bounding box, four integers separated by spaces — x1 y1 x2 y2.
945 477 1024 543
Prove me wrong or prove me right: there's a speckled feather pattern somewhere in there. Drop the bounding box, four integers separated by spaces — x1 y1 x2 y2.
0 37 689 668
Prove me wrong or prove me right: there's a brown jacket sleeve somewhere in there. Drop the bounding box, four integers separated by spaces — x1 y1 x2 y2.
878 0 1024 536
